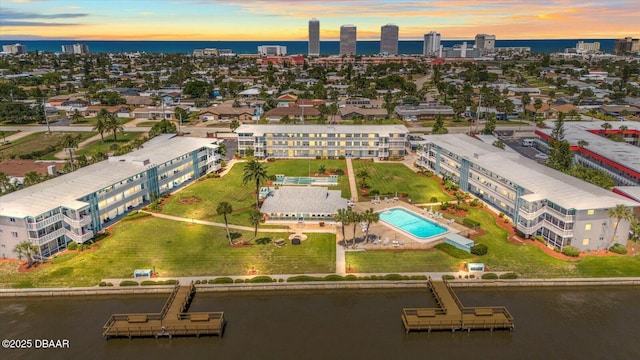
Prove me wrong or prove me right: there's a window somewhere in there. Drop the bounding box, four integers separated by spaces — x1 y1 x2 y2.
587 209 595 215
582 238 590 246
584 224 592 231
11 231 18 238
9 218 16 222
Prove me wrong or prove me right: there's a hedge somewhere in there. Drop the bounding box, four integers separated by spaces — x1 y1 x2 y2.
608 243 628 255
499 272 518 279
211 277 234 284
247 276 274 283
481 273 498 279
470 243 488 256
463 218 481 229
562 246 580 257
119 280 139 286
442 275 456 280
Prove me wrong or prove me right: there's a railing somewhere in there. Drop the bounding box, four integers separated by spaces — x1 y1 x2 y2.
160 283 181 318
29 228 66 245
63 214 92 228
65 230 94 243
518 206 546 220
26 213 63 231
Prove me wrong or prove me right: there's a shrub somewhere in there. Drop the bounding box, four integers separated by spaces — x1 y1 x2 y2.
532 235 545 243
498 212 505 218
499 273 518 279
471 243 488 256
255 237 272 245
609 243 628 255
334 169 345 176
440 201 450 210
383 274 403 281
344 275 358 281
287 275 323 282
278 278 284 282
469 274 475 279
315 155 321 160
338 155 345 160
469 198 480 207
67 242 78 250
123 211 151 222
562 245 580 257
430 196 438 203
98 281 107 287
119 280 139 286
369 189 380 196
247 276 273 283
481 273 498 280
442 275 456 280
324 275 345 281
409 275 428 280
107 282 114 287
141 280 157 286
212 277 234 284
162 280 178 285
234 279 245 283
463 218 481 229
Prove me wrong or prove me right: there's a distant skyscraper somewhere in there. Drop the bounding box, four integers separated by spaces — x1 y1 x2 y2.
2 43 27 55
258 45 287 56
308 18 320 56
340 25 357 56
474 34 496 51
423 31 441 57
61 43 89 54
614 37 640 54
380 24 399 55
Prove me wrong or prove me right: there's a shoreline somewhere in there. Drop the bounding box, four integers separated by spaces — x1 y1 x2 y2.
1 277 639 297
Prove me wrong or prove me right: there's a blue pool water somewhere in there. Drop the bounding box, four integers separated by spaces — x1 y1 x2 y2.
379 208 448 239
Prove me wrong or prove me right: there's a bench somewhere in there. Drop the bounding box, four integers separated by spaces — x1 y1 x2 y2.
127 315 148 323
190 314 210 322
474 308 493 316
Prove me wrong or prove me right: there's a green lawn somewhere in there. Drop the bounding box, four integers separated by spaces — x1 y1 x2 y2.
346 250 461 273
351 161 452 203
161 159 350 227
135 121 160 127
0 130 17 141
74 117 133 126
0 131 96 159
75 132 145 156
0 216 336 288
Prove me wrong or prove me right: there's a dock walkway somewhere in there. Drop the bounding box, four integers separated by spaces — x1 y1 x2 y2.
102 282 225 339
402 278 514 333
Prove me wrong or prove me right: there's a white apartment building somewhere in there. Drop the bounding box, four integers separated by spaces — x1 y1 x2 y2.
2 43 27 55
423 31 441 57
258 45 287 56
417 134 638 251
61 43 89 54
0 135 221 260
236 124 408 160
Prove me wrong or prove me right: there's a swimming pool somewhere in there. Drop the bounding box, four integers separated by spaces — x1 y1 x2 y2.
379 208 448 239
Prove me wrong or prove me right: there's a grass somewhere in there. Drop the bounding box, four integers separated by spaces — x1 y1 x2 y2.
346 250 462 273
73 117 132 126
75 132 145 156
0 216 336 288
351 161 452 203
135 121 161 127
161 159 350 227
0 130 17 140
0 131 96 159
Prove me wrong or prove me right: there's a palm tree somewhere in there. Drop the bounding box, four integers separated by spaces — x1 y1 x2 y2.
0 171 12 193
230 120 240 132
601 122 612 132
94 109 109 142
105 114 123 141
454 191 466 210
23 171 43 186
242 159 268 209
318 164 326 174
629 220 640 242
248 209 263 237
70 109 83 124
577 140 589 148
607 204 633 249
334 208 351 248
362 208 379 243
216 202 233 245
61 133 80 170
356 168 370 189
14 241 40 267
350 210 362 248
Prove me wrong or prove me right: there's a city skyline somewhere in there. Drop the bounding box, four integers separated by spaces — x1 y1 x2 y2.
1 0 638 41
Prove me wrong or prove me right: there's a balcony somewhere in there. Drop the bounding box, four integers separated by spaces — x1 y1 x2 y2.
518 207 546 221
26 213 63 231
63 214 92 228
65 230 94 243
29 228 66 245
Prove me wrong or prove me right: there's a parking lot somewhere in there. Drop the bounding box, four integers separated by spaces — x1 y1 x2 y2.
501 138 549 164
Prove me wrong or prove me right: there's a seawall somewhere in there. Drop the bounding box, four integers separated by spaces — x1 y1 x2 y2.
1 278 639 297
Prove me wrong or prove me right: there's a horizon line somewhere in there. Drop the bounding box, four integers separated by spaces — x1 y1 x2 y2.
0 38 618 42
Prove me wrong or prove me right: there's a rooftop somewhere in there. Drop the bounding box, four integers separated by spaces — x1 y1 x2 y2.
236 124 408 137
260 186 348 215
0 135 219 218
420 134 639 210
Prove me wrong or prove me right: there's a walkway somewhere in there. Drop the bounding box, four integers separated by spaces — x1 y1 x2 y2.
345 158 358 202
53 132 104 159
1 130 35 143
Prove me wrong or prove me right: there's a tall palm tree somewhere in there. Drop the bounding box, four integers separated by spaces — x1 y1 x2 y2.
248 209 263 237
23 171 43 186
362 208 379 244
334 208 351 248
607 204 633 249
356 168 370 189
106 113 123 141
0 171 12 193
70 109 83 124
242 159 268 209
94 109 109 142
61 133 80 170
216 202 233 245
350 210 362 248
14 241 40 267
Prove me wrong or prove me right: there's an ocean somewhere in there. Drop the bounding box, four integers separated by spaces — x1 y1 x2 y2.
0 39 615 55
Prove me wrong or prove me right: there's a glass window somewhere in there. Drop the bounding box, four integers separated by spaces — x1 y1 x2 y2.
584 224 591 231
587 209 595 215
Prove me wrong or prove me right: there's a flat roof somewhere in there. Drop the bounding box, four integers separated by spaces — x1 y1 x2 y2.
420 134 639 210
445 233 474 247
236 124 408 137
0 135 219 218
260 186 348 215
613 186 640 202
539 120 640 175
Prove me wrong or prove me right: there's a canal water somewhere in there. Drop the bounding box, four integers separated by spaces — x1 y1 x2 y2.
1 286 639 360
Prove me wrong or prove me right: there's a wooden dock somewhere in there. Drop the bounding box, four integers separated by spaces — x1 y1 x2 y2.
103 282 225 339
402 278 514 333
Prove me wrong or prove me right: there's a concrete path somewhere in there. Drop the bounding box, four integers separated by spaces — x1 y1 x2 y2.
53 132 105 159
1 130 35 143
345 158 358 202
335 238 346 275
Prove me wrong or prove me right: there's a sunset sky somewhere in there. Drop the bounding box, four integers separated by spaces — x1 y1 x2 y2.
1 0 638 41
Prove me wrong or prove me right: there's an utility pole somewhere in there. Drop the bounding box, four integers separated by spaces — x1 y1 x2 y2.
42 98 51 134
178 113 182 136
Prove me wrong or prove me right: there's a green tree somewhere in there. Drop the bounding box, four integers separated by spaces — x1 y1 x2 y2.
547 140 573 172
0 171 12 193
70 109 83 124
356 168 370 189
551 111 566 141
362 207 379 244
149 119 176 137
105 114 123 141
349 210 363 248
242 159 269 209
23 171 43 187
533 98 543 120
318 164 326 174
629 220 640 242
61 133 80 171
14 241 40 267
334 208 351 248
248 209 263 237
606 204 633 249
230 120 240 132
568 109 580 121
431 114 448 134
452 98 466 120
94 109 110 142
216 202 234 245
482 113 497 134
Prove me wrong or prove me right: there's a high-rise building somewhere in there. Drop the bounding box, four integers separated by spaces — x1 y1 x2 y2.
423 31 441 57
340 25 357 56
258 45 287 56
308 18 320 57
575 41 600 54
614 37 640 54
380 24 399 55
474 34 496 50
61 43 89 54
2 43 27 55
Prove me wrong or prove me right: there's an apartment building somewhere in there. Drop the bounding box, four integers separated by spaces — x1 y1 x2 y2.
308 18 320 57
380 24 399 55
416 134 638 251
340 25 357 56
236 124 408 159
0 135 221 260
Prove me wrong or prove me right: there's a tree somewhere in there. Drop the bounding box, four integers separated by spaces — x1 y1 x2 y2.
349 210 363 248
0 171 12 193
248 209 263 237
521 93 531 112
318 164 326 174
629 220 640 242
104 114 123 142
547 140 573 172
607 204 633 249
61 133 80 168
230 120 240 132
23 171 43 187
503 99 515 118
70 109 83 124
216 202 234 245
601 122 612 132
577 140 589 148
482 113 496 134
14 241 40 267
356 168 370 189
568 109 580 121
551 112 566 141
362 207 379 244
533 98 543 120
242 159 268 209
452 98 466 120
94 109 110 142
334 208 351 248
431 114 448 134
